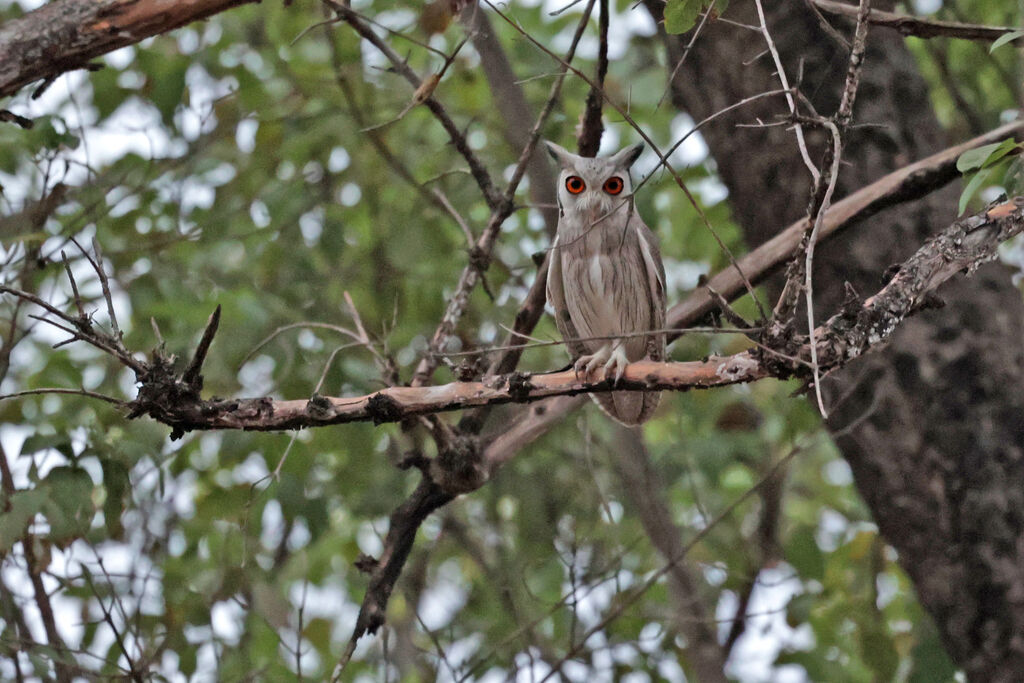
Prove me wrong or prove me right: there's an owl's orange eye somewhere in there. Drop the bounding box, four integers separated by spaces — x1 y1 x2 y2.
565 176 586 194
603 177 624 195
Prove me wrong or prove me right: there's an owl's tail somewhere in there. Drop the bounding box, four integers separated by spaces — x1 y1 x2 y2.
592 391 660 426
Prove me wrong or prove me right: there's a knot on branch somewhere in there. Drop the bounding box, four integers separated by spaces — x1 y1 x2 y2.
756 322 803 379
354 553 379 574
130 352 191 408
468 245 491 273
455 355 488 382
305 393 335 420
366 392 403 425
506 372 535 402
430 432 486 494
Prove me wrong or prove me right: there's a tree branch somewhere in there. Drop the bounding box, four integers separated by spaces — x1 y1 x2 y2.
332 477 455 679
0 0 259 99
813 0 1024 44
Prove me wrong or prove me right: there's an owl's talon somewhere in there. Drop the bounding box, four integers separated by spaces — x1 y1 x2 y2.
603 345 630 385
574 346 612 380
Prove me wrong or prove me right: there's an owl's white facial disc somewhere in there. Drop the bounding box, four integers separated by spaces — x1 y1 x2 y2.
544 140 643 228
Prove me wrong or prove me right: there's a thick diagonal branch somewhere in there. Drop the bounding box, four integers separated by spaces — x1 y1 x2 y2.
0 0 258 99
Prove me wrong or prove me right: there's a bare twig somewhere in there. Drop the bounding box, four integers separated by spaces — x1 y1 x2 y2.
240 321 362 368
359 37 470 133
0 387 125 405
814 0 1024 43
89 237 121 339
324 0 501 209
331 478 454 680
754 0 820 182
669 119 1024 328
0 440 74 682
576 0 609 157
783 0 871 417
803 120 844 416
332 67 477 246
60 250 87 320
611 427 728 681
459 3 560 237
537 445 803 683
181 305 221 389
0 283 145 374
657 0 718 109
802 0 851 49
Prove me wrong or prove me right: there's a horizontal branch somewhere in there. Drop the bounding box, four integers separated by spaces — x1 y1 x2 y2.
133 356 767 433
120 197 1024 436
813 0 1022 43
0 0 258 99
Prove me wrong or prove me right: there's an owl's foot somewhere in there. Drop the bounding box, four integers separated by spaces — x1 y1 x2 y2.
574 346 611 379
574 344 630 385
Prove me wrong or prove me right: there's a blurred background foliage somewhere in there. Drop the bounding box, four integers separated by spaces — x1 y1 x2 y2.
0 0 1013 680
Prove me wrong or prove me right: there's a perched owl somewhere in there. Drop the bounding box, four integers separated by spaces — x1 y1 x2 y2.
544 140 666 425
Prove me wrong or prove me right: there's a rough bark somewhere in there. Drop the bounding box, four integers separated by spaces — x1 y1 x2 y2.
0 0 259 99
647 1 1024 678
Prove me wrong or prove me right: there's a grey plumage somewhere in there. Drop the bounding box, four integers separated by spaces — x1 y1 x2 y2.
544 140 666 425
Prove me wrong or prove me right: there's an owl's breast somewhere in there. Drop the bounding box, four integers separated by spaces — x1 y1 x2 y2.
561 247 649 359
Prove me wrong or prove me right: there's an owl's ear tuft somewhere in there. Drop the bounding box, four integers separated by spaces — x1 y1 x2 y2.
611 142 645 170
544 140 575 169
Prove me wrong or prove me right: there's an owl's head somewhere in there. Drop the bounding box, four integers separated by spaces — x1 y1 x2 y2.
544 140 644 215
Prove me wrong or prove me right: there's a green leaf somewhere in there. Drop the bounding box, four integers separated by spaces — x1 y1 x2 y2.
41 466 95 544
956 139 1017 173
990 30 1024 53
664 0 701 34
958 167 993 216
861 627 899 681
785 591 816 628
786 526 825 581
1003 156 1024 198
100 458 130 538
0 489 48 552
20 433 75 460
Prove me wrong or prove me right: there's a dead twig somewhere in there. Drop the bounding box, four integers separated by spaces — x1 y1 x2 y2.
814 0 1024 43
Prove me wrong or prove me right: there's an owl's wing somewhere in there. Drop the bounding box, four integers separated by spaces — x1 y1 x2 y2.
633 214 667 362
546 237 589 360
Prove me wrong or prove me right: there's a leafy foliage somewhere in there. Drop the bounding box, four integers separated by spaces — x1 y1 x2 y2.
956 139 1024 214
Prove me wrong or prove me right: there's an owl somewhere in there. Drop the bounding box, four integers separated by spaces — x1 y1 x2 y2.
544 140 666 425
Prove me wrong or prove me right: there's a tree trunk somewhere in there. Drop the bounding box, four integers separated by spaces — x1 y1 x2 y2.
646 1 1024 678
